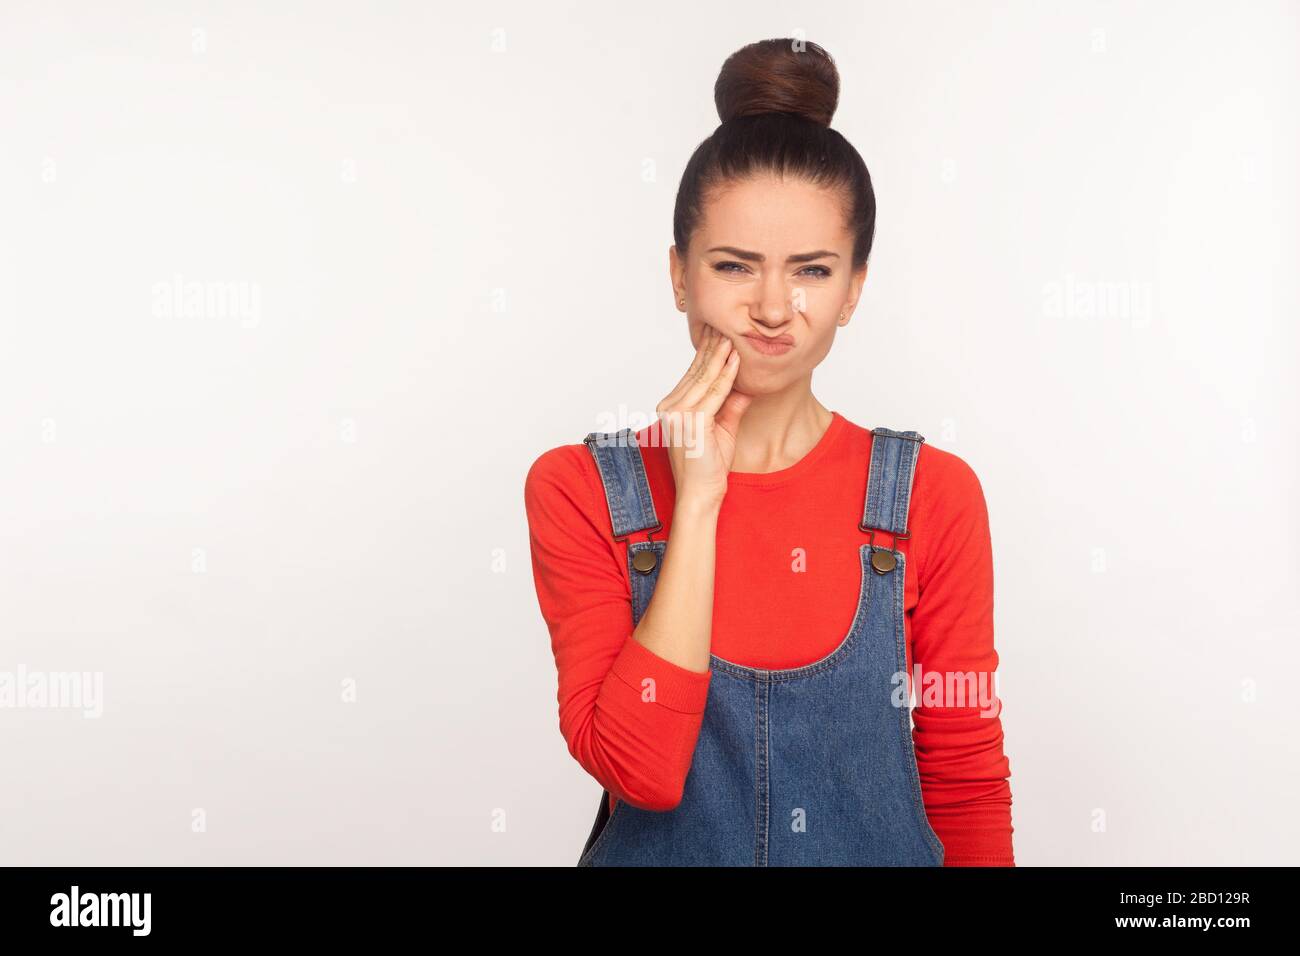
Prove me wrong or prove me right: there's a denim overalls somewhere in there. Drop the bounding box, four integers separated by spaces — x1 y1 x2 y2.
575 424 944 867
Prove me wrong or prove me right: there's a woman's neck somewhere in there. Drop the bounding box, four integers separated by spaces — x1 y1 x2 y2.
728 390 834 475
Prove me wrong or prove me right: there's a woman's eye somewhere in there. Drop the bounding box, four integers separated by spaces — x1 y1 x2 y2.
714 262 831 277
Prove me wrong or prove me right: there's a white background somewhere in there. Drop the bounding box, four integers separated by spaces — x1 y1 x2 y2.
1 1 1296 865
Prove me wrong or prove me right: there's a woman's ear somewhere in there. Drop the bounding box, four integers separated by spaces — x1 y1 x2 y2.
668 244 687 310
840 261 869 324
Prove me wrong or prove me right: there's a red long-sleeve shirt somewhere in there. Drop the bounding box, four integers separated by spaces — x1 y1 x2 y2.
524 410 1015 866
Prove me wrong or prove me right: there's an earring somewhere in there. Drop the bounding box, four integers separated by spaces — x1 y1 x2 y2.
679 298 686 307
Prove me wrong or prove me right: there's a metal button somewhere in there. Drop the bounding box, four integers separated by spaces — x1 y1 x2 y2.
870 550 897 574
632 550 659 574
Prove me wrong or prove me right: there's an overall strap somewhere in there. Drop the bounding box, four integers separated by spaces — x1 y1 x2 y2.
861 426 926 540
582 428 666 626
582 428 661 538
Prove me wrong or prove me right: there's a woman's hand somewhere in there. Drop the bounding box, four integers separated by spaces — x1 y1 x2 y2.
655 324 753 510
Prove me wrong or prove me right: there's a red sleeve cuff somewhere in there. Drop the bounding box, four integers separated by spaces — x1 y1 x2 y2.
609 632 712 714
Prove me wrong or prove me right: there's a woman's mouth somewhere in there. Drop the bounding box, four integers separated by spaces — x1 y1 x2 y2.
741 332 795 356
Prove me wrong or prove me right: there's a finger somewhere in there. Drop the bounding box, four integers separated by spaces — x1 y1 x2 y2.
686 325 722 388
697 347 741 421
713 386 754 441
660 325 720 411
680 331 734 409
657 325 719 445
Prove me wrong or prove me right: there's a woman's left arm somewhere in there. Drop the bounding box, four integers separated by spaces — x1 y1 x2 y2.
909 447 1015 866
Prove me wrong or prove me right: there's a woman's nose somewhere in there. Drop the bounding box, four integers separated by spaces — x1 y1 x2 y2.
753 285 793 324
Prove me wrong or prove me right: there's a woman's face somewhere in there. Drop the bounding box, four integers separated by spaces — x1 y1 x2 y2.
670 173 867 395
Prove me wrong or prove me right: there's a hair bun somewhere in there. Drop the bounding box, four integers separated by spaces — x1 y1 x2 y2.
713 38 840 128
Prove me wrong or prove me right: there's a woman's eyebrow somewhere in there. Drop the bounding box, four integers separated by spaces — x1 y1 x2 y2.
706 246 840 263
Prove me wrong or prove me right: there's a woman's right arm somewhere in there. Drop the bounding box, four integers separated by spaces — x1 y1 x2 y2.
525 324 749 812
524 447 718 813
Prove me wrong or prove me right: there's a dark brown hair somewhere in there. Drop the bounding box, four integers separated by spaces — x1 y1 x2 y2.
673 38 876 270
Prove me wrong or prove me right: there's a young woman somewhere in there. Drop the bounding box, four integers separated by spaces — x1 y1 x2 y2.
524 38 1014 866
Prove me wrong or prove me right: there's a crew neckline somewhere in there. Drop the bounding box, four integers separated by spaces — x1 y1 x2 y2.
725 411 847 487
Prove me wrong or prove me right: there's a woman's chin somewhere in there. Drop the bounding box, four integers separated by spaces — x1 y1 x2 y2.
735 369 794 395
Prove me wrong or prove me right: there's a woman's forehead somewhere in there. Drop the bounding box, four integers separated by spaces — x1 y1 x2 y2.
695 185 852 254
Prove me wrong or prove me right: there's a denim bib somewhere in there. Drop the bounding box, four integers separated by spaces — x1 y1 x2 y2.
576 424 943 866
